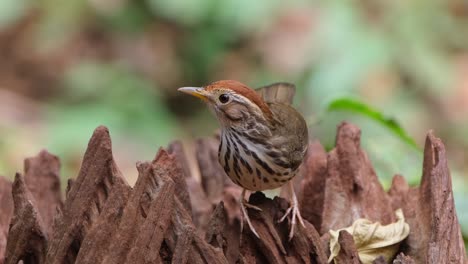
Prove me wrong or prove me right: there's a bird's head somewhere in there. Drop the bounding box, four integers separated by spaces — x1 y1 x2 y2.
178 80 273 129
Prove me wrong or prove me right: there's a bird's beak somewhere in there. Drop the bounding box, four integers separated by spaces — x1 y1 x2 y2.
178 87 209 101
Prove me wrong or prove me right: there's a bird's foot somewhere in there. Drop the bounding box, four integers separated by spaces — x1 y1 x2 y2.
239 189 262 238
240 199 261 238
278 200 305 240
243 200 262 211
278 182 305 240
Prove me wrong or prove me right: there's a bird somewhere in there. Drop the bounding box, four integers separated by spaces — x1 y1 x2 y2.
178 80 308 240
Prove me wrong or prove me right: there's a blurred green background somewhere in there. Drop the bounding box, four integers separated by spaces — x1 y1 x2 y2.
0 0 466 247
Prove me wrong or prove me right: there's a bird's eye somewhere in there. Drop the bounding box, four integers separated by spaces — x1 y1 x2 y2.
218 94 230 104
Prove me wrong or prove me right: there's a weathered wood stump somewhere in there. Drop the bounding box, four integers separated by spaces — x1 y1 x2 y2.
0 122 465 263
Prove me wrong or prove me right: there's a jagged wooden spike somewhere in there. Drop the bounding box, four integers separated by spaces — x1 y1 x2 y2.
320 122 395 234
24 150 63 236
5 173 47 264
0 177 13 263
46 126 127 264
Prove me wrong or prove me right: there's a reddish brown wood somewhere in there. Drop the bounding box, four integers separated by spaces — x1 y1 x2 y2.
23 150 63 236
237 192 328 264
0 122 465 263
334 231 361 264
5 173 47 264
300 140 328 231
45 126 126 264
393 252 415 264
74 170 131 264
388 132 467 263
101 151 175 264
320 122 396 234
167 142 193 214
169 141 212 229
0 177 12 263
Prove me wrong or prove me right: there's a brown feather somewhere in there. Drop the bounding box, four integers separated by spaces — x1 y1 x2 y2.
205 80 273 119
255 82 296 105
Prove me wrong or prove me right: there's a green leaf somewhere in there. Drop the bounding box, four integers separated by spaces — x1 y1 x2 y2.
326 97 420 151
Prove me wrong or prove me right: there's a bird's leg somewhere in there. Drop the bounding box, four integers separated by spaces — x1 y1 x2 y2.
239 189 261 238
278 181 305 240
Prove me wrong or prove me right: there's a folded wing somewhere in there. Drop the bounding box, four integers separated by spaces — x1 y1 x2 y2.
255 82 296 105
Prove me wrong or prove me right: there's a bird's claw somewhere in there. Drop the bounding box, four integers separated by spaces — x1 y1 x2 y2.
243 201 262 211
239 190 260 238
278 182 305 240
240 200 260 238
278 201 305 240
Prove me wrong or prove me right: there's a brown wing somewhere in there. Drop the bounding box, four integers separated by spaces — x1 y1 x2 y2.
255 82 296 105
269 103 309 170
256 82 307 168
